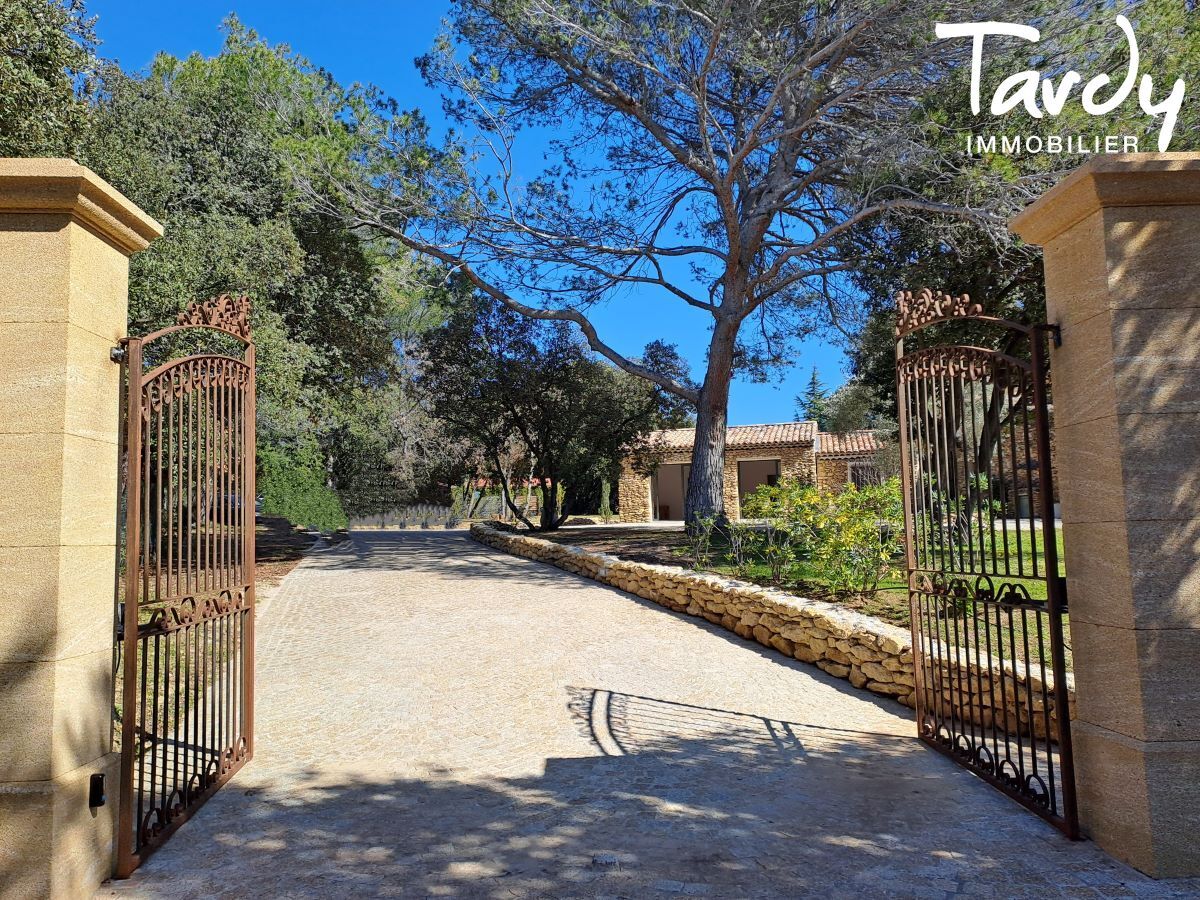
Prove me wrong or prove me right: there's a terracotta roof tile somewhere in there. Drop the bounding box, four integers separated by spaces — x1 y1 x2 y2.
646 421 817 451
816 429 884 458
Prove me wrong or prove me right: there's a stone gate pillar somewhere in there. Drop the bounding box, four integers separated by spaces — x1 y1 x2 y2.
0 160 161 897
1011 153 1200 877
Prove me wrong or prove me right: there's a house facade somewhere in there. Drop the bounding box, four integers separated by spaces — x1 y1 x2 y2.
618 422 883 522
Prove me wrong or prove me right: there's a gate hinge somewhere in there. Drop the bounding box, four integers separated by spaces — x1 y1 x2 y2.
1049 323 1062 347
110 346 127 363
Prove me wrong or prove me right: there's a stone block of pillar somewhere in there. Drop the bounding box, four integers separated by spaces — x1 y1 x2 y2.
1011 153 1200 877
0 159 161 898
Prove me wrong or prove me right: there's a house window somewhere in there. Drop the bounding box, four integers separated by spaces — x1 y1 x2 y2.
848 461 880 488
737 459 781 503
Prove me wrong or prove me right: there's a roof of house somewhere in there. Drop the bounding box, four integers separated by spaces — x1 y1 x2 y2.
815 429 884 458
647 421 817 451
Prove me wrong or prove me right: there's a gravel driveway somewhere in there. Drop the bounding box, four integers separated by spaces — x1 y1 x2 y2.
98 530 1198 898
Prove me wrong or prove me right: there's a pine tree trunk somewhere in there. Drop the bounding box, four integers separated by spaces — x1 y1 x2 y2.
685 317 737 525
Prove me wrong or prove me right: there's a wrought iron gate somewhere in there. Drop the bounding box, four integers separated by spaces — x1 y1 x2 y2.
115 295 256 876
894 289 1078 837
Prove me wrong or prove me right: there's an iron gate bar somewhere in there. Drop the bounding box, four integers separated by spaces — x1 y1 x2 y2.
895 289 1079 839
116 296 256 877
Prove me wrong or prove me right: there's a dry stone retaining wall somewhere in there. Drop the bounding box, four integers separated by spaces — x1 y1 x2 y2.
471 523 1075 741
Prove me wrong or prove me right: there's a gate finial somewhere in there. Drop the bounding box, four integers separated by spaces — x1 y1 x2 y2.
895 288 982 338
177 294 251 340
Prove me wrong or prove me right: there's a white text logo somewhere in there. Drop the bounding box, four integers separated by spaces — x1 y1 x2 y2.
936 16 1185 151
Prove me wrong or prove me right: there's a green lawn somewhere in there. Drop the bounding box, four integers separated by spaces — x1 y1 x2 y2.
543 523 1072 670
706 525 1070 670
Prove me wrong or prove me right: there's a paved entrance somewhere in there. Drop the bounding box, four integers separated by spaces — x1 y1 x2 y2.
101 532 1196 898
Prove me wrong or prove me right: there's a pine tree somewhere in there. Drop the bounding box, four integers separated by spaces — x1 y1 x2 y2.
797 368 830 430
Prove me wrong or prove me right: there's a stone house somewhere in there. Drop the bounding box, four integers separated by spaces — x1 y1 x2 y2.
618 422 884 522
813 429 887 491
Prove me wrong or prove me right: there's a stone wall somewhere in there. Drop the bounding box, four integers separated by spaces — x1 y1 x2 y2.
815 457 849 491
619 444 816 522
471 523 1073 742
616 462 650 522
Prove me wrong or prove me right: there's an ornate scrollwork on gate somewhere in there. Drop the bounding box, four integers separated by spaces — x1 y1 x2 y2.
142 590 248 635
896 344 1028 386
909 572 1044 612
177 293 251 339
143 356 250 412
895 288 983 338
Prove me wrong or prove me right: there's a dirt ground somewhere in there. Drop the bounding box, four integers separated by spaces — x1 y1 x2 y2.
255 515 324 586
538 526 692 566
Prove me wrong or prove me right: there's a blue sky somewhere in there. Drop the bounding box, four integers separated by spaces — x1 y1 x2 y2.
87 0 853 425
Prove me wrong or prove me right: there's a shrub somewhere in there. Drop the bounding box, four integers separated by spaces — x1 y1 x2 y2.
738 476 903 596
725 520 756 577
258 444 348 533
808 480 904 595
757 520 797 585
598 478 615 523
685 515 718 568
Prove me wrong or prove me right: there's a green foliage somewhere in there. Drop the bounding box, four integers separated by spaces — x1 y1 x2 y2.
258 445 347 533
685 516 718 569
419 292 691 530
598 478 614 523
756 521 798 586
637 341 696 429
0 0 97 157
807 481 904 596
82 21 410 374
70 17 450 528
839 0 1200 416
725 520 756 576
796 367 830 428
824 381 896 435
738 477 905 596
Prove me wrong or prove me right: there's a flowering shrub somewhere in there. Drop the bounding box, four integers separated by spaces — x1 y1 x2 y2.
738 477 904 596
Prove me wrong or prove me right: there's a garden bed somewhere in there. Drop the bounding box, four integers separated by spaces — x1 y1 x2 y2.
542 525 913 627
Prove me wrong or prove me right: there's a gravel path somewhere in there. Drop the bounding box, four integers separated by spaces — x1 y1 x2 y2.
99 530 1197 898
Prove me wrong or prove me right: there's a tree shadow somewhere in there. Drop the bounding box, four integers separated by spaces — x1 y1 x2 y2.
100 687 1193 899
0 616 117 895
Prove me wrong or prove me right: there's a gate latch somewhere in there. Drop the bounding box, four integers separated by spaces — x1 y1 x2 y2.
110 346 127 363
